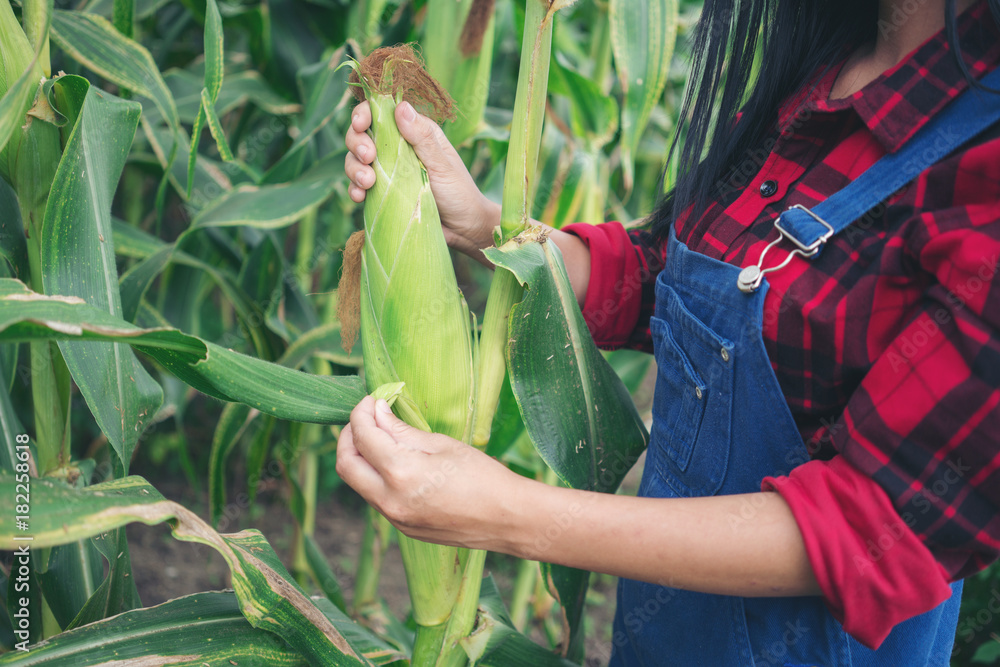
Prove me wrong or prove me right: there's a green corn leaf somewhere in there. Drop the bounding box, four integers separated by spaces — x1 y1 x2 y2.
540 560 587 661
548 60 619 149
34 539 104 630
206 321 364 528
119 245 173 322
49 8 185 230
111 217 164 258
110 223 281 360
0 179 27 282
165 70 301 123
192 154 340 230
50 10 180 132
142 119 231 205
0 474 375 666
187 98 209 197
0 66 37 174
40 77 161 473
483 232 648 493
347 0 391 53
607 348 654 395
202 87 234 161
220 531 375 666
0 591 311 666
245 414 275 504
111 0 133 38
281 321 363 369
303 535 348 614
209 402 256 527
264 49 349 184
0 278 366 425
610 0 678 190
221 70 301 115
0 357 22 470
187 0 229 194
65 527 141 629
312 600 410 667
203 0 224 101
81 0 167 20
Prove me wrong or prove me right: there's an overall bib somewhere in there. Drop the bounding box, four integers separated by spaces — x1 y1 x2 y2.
609 67 1000 666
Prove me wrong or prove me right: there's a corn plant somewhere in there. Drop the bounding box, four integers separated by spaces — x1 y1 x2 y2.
0 0 755 665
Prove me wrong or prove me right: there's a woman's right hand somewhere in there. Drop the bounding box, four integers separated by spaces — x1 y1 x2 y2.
345 100 499 262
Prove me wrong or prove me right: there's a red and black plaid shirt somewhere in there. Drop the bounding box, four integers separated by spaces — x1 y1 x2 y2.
566 1 1000 646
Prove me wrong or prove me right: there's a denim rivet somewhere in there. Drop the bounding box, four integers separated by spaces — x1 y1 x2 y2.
721 348 730 362
695 386 703 400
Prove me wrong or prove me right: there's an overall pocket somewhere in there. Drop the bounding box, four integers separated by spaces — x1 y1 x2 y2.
648 286 735 498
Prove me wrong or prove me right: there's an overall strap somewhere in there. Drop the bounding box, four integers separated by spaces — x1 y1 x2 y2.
737 65 1000 293
778 65 1000 252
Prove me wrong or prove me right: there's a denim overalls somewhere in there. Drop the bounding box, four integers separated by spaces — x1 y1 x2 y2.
609 67 1000 666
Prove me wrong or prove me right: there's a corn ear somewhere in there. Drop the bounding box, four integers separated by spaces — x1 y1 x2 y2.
347 52 476 634
359 90 475 444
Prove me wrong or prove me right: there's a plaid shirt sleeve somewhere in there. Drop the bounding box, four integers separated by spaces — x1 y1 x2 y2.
561 221 663 352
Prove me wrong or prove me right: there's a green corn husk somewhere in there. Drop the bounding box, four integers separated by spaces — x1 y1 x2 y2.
346 48 477 654
360 92 476 447
422 0 497 147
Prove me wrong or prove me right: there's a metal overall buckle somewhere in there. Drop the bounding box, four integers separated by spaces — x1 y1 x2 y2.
737 205 835 293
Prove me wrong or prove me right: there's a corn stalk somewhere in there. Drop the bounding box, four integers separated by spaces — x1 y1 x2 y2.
1 0 68 479
472 0 562 448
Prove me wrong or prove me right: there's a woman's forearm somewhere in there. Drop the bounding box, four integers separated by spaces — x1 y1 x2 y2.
493 479 820 598
546 227 591 307
339 398 820 600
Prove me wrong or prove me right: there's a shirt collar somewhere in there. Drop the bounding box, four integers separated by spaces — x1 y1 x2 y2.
778 1 1000 153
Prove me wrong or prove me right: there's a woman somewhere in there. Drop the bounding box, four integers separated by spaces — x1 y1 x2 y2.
339 0 1000 663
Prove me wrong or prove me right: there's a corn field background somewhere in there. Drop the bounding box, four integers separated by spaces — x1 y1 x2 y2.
0 0 997 665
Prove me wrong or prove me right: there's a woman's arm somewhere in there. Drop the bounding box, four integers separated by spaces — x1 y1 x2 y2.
337 396 820 598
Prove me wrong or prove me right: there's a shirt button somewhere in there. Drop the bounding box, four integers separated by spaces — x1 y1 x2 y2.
759 179 778 197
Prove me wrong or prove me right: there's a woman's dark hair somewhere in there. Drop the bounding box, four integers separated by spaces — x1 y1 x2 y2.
650 0 1000 239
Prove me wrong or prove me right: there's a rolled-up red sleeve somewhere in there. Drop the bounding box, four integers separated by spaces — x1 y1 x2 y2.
562 221 664 352
762 456 953 648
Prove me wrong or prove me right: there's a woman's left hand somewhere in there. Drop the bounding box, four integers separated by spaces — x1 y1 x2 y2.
336 396 528 551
